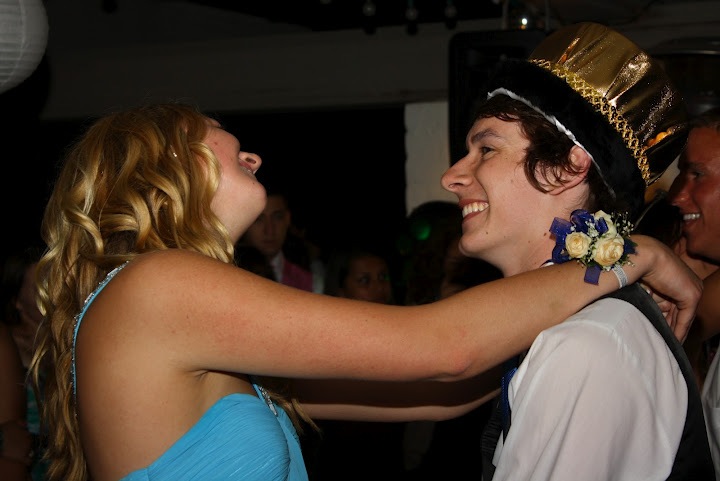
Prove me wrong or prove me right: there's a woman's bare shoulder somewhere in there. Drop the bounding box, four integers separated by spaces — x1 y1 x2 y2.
87 249 237 330
79 250 255 368
122 250 238 291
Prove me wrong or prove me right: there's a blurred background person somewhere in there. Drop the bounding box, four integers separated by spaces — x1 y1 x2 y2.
404 232 502 480
668 106 720 476
234 244 277 281
322 242 396 304
1 245 45 480
305 239 404 480
0 322 33 480
240 186 324 293
397 201 462 307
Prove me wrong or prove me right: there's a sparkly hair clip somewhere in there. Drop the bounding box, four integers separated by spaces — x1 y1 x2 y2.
549 209 636 286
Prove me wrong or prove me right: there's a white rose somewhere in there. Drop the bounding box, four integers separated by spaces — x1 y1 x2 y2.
565 232 591 258
594 210 617 237
592 235 625 267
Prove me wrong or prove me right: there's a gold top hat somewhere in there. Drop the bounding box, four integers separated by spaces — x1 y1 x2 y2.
528 22 687 186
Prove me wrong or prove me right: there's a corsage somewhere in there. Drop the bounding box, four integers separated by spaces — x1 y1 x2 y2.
549 209 636 286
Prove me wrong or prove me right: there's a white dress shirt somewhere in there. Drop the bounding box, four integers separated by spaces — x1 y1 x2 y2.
491 297 687 481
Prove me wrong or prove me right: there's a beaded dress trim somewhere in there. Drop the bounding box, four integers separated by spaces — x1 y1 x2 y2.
251 377 278 416
72 261 130 400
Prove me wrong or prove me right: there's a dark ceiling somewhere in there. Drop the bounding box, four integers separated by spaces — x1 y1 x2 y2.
184 0 503 32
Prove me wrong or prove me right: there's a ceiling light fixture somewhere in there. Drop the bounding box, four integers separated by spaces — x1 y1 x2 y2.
362 0 377 34
406 0 419 35
0 0 48 94
362 0 376 17
444 0 458 29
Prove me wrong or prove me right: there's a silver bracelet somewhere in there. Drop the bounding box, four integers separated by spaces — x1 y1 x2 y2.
612 265 628 289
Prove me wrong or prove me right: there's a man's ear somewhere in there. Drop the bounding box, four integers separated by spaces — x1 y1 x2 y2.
547 145 592 195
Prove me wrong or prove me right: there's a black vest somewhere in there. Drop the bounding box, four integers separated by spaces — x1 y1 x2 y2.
481 284 715 480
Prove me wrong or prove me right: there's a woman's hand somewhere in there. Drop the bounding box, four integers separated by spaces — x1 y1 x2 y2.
630 234 702 342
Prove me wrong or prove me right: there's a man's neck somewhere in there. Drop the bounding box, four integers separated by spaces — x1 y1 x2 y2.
495 236 557 278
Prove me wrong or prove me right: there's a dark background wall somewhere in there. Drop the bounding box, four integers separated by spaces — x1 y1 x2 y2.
218 106 408 254
4 0 720 259
0 61 408 258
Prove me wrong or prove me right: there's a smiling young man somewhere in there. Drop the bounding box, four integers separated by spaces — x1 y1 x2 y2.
672 107 720 263
441 23 714 480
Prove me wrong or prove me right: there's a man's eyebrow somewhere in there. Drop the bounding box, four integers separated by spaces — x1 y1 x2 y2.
468 128 502 145
679 157 700 169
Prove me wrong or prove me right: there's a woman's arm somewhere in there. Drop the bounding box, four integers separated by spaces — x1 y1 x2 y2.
296 366 503 421
293 234 699 420
121 234 698 386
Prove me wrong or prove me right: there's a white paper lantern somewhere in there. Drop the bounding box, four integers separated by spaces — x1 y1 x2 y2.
0 0 48 94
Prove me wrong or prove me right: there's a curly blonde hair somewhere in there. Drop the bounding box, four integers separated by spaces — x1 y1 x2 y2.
28 103 311 481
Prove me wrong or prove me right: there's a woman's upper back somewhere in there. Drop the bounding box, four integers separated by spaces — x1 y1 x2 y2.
72 254 308 480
